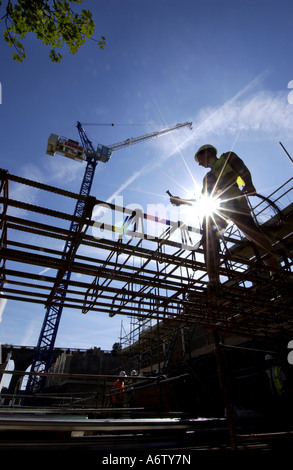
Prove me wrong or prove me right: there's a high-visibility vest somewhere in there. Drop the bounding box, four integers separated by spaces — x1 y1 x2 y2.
212 153 245 188
113 379 124 403
266 366 285 397
203 153 245 196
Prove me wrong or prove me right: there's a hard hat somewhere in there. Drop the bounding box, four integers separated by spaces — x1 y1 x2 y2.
265 354 273 361
119 371 127 377
130 370 137 376
194 144 217 162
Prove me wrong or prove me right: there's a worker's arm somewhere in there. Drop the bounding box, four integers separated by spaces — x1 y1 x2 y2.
170 196 196 206
224 152 257 194
166 190 196 206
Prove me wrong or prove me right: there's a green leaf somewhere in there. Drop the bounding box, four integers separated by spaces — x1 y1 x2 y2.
1 0 106 62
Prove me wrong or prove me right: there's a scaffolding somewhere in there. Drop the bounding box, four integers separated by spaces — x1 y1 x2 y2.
0 169 293 374
119 178 293 372
1 168 293 450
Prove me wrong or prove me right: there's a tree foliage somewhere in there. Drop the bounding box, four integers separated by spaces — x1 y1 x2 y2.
0 0 106 62
111 342 122 357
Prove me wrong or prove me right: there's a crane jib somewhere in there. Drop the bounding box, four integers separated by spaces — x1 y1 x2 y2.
46 121 192 161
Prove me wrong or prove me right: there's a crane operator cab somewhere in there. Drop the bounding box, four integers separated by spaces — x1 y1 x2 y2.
46 133 112 163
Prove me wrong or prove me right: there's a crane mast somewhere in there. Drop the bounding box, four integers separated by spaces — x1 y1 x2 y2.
25 123 99 394
26 120 192 395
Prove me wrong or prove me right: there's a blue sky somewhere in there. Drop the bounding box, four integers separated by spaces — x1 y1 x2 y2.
1 0 293 352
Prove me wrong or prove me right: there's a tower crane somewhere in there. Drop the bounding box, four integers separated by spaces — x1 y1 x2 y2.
25 121 192 394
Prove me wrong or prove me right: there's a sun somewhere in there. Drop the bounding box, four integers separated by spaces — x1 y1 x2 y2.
197 193 221 219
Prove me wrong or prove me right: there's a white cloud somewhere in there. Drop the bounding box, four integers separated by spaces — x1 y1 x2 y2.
21 318 42 346
45 155 84 185
193 91 293 140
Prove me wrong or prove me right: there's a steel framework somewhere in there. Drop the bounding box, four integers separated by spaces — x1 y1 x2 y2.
1 169 292 343
2 121 191 394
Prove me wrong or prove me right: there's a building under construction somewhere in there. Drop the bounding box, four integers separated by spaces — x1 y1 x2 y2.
0 129 293 450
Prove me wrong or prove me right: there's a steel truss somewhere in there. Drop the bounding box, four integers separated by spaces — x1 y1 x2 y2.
1 171 293 356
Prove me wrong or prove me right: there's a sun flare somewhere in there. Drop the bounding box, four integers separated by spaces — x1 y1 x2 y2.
197 194 221 219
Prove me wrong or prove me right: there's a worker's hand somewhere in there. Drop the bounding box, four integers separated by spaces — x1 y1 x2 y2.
170 196 182 206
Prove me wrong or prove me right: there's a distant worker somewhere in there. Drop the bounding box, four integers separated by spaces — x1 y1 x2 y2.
112 371 126 407
263 354 292 422
265 354 287 399
170 145 279 294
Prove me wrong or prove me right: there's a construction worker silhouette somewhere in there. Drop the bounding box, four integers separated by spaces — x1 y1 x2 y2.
263 354 293 423
170 145 279 293
265 354 287 399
